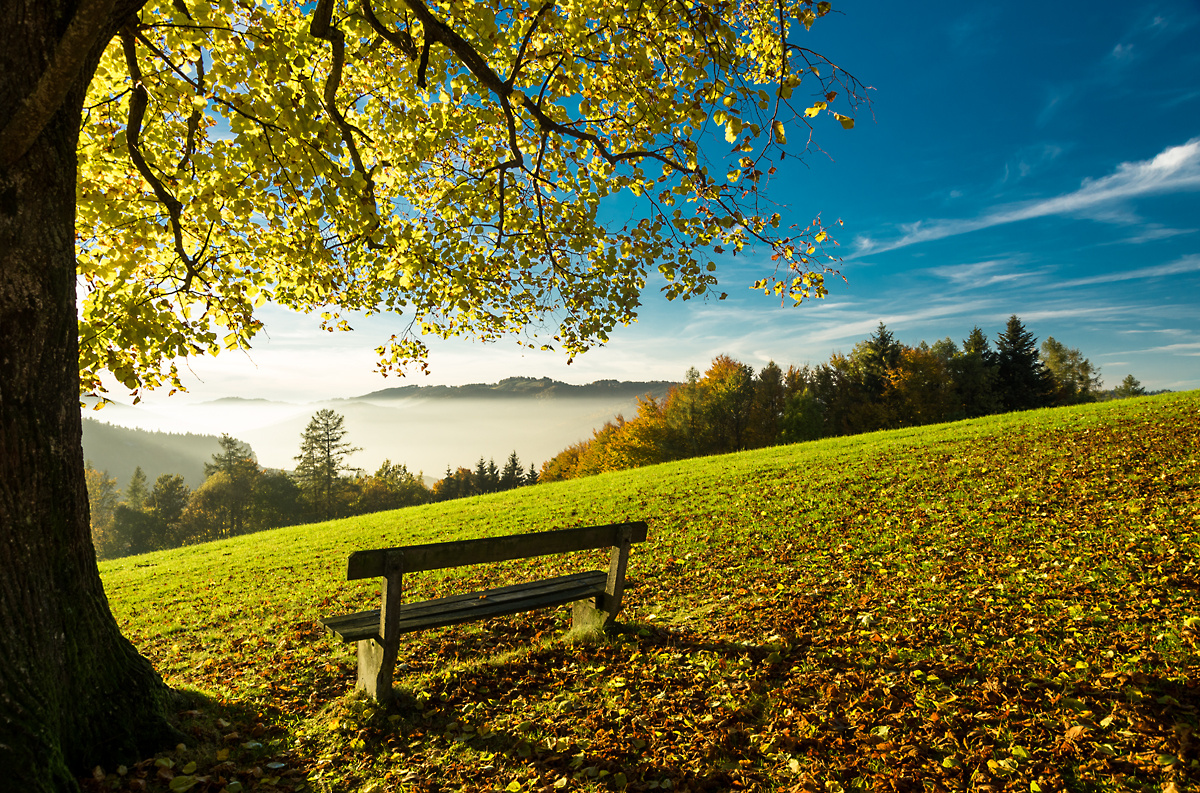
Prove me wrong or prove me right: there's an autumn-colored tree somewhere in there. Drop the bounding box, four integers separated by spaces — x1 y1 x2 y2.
84 462 121 559
702 354 757 453
885 346 956 427
2 0 862 781
1041 336 1102 405
539 442 589 484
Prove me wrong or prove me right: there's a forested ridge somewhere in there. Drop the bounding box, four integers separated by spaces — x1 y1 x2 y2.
540 316 1152 481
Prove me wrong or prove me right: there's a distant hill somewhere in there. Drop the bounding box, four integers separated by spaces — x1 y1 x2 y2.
353 376 675 401
80 377 681 487
82 419 225 490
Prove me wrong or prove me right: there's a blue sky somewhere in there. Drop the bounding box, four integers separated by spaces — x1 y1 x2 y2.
122 0 1200 407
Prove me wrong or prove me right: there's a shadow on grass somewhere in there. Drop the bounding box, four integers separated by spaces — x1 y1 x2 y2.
318 618 817 792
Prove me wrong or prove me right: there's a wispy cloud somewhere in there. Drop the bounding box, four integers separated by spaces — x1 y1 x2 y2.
924 259 1039 289
1056 254 1200 288
1149 342 1200 355
1108 224 1197 244
854 138 1200 256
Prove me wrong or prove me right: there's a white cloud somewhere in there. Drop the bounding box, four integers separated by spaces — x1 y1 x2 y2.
1149 342 1200 354
855 138 1200 256
1056 254 1200 288
925 259 1034 289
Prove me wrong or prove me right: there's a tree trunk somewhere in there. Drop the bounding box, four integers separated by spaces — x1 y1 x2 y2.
0 2 173 789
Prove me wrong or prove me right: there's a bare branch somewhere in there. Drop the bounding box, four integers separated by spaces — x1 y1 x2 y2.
119 26 201 291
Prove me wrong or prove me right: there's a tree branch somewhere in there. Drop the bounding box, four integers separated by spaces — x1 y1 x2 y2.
119 26 202 290
309 0 384 247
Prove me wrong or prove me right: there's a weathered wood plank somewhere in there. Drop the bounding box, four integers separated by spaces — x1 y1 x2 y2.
320 570 609 642
346 521 648 579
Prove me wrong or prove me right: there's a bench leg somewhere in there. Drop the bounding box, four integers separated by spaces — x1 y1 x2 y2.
356 638 397 702
571 598 613 631
572 532 633 631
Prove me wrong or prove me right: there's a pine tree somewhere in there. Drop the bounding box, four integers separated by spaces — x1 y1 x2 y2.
525 464 540 486
205 434 257 478
124 466 149 511
500 451 523 491
851 322 903 398
294 410 361 520
994 315 1053 411
950 326 1000 418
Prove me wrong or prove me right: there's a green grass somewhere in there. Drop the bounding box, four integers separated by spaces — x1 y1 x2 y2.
95 392 1200 793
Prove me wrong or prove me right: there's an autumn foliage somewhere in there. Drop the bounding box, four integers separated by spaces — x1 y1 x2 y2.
541 317 1110 481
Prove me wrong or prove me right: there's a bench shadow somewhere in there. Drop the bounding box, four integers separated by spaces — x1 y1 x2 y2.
352 616 816 792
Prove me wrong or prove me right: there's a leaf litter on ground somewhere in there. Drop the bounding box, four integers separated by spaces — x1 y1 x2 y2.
87 393 1199 792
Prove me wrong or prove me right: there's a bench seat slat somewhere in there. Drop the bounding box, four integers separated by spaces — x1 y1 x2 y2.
320 570 608 642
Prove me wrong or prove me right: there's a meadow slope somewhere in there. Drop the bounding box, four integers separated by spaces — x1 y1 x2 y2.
93 393 1200 793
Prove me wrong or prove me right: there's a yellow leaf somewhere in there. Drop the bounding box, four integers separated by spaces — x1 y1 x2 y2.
834 113 855 129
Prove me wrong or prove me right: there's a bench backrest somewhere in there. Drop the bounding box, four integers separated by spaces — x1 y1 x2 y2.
346 521 649 580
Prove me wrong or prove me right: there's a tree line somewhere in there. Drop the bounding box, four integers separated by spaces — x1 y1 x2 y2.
87 409 538 559
88 316 1151 556
539 315 1151 481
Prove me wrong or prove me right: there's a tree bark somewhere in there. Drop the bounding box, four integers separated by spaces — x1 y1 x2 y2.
0 2 172 789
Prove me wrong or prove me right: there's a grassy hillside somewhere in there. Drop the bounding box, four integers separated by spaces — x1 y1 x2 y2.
95 393 1199 793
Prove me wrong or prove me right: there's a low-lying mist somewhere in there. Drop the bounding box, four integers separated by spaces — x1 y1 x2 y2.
85 394 650 480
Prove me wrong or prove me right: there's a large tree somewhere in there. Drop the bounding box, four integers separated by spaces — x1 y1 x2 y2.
995 315 1053 412
294 408 361 519
0 0 863 786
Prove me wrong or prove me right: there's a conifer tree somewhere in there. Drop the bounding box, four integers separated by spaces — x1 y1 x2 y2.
294 410 361 520
500 451 523 491
994 315 1053 411
203 435 259 535
951 326 1000 418
124 466 149 511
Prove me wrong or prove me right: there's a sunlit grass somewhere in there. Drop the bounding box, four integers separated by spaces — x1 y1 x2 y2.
98 392 1200 792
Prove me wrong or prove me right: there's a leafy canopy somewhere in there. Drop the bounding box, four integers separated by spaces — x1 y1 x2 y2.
77 0 864 397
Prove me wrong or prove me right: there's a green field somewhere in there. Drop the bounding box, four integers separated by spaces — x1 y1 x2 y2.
95 393 1200 793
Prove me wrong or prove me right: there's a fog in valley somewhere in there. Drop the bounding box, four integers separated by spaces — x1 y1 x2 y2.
85 390 661 482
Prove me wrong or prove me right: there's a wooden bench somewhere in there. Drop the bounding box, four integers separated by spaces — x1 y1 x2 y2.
319 521 648 701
